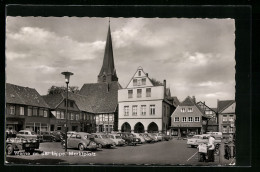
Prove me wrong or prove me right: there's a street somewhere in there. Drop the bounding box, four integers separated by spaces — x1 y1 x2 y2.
5 139 234 166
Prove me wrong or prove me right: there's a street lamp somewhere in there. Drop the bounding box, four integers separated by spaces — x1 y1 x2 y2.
61 71 73 152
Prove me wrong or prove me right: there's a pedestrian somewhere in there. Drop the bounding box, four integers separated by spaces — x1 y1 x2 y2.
207 135 215 162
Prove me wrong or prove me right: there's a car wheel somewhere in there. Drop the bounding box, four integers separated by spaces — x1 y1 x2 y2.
191 145 195 148
6 145 14 155
78 144 84 151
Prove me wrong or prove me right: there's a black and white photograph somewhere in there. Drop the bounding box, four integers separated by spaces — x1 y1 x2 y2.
5 16 237 166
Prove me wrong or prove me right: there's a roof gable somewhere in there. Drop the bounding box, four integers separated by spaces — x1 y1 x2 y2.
6 83 50 108
126 66 154 88
217 100 235 113
221 102 235 113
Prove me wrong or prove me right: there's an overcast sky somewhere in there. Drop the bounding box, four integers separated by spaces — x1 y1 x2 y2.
6 17 235 107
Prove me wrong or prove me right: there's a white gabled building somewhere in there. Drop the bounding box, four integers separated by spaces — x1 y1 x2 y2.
118 66 175 133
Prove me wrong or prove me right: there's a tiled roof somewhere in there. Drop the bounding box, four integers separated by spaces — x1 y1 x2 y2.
172 96 180 107
6 83 49 108
179 96 196 106
217 100 235 113
42 94 64 109
79 81 122 113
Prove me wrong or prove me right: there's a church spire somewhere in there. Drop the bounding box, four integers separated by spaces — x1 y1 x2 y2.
98 20 118 83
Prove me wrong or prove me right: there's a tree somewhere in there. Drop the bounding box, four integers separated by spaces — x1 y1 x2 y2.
150 78 164 86
47 85 80 95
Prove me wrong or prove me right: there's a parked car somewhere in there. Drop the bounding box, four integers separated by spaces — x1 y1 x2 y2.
91 133 116 148
139 133 153 143
6 129 17 139
16 130 43 142
61 132 97 151
39 131 53 142
187 134 221 148
161 133 172 141
6 137 40 155
206 132 223 139
108 134 125 146
147 133 158 142
67 131 77 138
132 133 146 143
117 132 140 146
151 133 163 141
128 133 142 144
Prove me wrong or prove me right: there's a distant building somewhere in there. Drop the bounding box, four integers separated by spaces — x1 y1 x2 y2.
170 96 209 137
118 66 176 133
5 83 50 132
80 23 121 133
197 101 218 132
42 93 96 132
217 100 236 137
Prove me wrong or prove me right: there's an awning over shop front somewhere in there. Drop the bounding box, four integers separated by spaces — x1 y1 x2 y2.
6 121 18 124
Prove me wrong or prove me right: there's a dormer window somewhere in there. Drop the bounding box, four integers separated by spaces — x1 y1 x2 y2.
133 79 137 86
181 108 186 112
138 71 141 76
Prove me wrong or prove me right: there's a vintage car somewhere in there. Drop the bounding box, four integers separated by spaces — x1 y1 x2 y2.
67 131 77 138
131 133 145 143
147 133 158 142
139 133 153 143
117 132 140 146
6 137 40 155
91 133 116 148
160 133 172 141
16 130 43 142
61 132 97 151
108 134 125 146
152 133 163 141
187 134 221 148
50 131 63 142
39 131 53 142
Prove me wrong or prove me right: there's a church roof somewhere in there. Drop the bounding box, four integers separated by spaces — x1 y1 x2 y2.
98 24 117 78
79 81 122 113
6 83 50 108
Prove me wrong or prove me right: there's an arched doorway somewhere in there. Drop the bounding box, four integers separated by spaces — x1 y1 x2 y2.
121 122 131 132
147 122 159 133
134 122 145 133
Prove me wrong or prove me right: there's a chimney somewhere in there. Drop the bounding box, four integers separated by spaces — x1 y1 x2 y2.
163 80 166 87
192 96 196 103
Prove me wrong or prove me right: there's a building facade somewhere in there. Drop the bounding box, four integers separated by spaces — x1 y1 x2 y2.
118 66 174 133
6 83 50 133
170 96 209 137
197 101 218 132
217 100 236 137
79 23 121 133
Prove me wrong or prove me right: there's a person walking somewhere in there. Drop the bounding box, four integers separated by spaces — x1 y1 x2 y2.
207 135 215 162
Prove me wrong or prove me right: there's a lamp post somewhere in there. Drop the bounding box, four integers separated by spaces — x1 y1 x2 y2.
61 71 73 152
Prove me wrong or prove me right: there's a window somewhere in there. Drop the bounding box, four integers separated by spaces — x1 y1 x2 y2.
28 106 32 116
141 105 146 115
222 126 227 133
142 78 146 85
33 107 38 116
181 108 186 112
174 117 179 122
223 115 228 122
20 107 24 116
137 79 142 86
10 105 15 115
44 110 48 117
95 116 99 123
133 79 137 86
229 127 234 133
182 117 187 122
229 115 234 122
39 109 43 117
188 117 193 122
146 88 151 97
138 70 141 76
132 106 138 116
195 117 200 122
71 113 74 120
150 105 155 115
70 101 74 107
56 111 61 119
124 106 129 116
128 90 133 98
104 114 108 121
76 114 79 120
188 108 193 112
60 111 64 119
137 89 142 98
